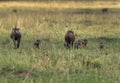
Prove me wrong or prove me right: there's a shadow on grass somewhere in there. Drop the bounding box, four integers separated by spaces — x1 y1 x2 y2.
86 37 120 42
65 8 120 15
1 8 120 16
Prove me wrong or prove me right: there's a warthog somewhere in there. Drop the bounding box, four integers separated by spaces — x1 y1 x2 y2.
102 8 108 13
33 40 41 49
74 39 88 49
99 42 104 49
64 30 75 48
10 27 21 48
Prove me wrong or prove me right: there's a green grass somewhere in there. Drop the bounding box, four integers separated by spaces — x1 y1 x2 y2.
0 1 120 83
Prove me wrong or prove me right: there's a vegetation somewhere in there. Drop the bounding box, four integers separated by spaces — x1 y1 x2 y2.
0 0 120 2
0 1 120 83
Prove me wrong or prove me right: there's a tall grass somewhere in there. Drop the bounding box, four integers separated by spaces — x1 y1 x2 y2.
0 1 120 9
0 1 120 83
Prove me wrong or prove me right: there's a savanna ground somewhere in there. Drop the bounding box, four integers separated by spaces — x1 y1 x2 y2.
0 1 120 83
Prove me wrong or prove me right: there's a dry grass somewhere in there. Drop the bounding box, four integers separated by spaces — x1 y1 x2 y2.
0 1 120 9
0 1 120 83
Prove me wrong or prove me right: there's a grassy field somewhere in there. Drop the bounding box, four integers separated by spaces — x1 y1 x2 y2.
0 1 120 83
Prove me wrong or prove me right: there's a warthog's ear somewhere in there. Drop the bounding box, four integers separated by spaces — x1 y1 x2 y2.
17 28 19 31
36 39 40 43
12 28 15 30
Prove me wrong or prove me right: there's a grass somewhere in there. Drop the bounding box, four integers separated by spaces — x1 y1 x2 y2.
0 1 120 9
0 1 120 83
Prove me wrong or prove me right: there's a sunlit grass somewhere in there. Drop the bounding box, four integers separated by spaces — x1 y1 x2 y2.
0 1 120 9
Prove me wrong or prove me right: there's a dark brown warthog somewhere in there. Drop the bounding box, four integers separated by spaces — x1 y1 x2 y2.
74 39 88 49
33 40 41 49
64 30 75 48
102 8 108 13
82 39 88 46
74 40 82 49
10 27 21 49
99 42 104 49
